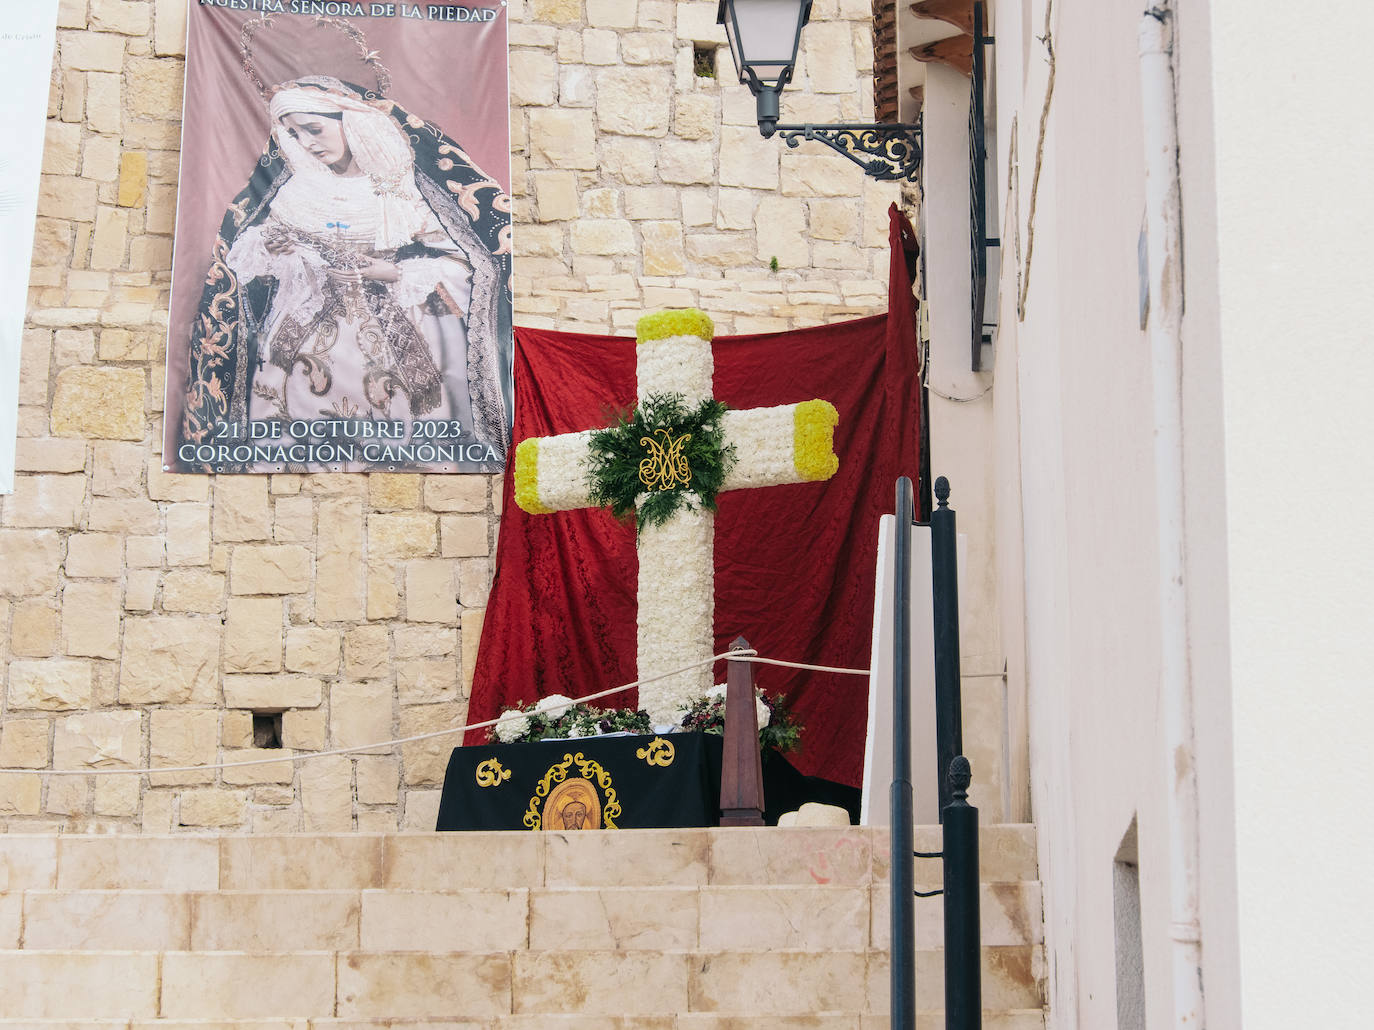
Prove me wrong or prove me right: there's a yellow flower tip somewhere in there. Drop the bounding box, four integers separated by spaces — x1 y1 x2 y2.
513 438 554 515
636 308 714 345
793 399 840 482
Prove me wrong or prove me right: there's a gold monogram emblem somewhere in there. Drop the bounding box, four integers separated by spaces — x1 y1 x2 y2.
474 758 511 788
638 428 693 490
636 737 676 767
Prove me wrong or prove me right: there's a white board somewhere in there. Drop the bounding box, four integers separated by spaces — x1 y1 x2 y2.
860 514 967 826
0 4 59 494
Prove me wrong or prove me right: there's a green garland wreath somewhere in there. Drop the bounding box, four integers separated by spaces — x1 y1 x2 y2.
587 393 737 532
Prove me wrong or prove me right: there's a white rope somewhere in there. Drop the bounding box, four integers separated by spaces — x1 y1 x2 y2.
0 648 864 778
731 655 870 676
744 656 1005 681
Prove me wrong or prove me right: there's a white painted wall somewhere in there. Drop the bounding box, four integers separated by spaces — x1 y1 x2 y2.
974 0 1374 1026
1206 2 1374 1026
990 2 1182 1024
0 3 60 494
921 62 1008 822
1172 2 1240 1024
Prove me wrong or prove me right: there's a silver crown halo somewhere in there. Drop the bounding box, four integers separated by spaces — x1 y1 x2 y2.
239 13 392 103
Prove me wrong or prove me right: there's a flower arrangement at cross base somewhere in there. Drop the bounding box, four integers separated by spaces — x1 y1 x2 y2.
489 686 803 754
488 694 651 744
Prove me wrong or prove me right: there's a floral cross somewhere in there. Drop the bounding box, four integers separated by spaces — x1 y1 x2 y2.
512 309 840 724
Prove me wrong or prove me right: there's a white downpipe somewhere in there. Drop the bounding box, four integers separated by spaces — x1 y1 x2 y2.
1138 5 1207 1029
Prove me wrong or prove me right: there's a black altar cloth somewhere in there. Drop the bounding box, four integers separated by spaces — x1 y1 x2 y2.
435 732 861 831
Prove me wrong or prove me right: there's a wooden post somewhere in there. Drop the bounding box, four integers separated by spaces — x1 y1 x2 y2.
719 635 765 826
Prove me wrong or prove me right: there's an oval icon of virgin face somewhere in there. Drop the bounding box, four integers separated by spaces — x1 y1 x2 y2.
545 777 602 830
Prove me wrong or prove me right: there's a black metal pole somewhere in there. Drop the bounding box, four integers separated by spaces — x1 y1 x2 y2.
930 476 963 814
943 756 982 1029
891 477 916 1029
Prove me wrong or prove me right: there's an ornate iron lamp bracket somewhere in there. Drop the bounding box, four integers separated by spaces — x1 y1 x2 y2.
772 122 923 182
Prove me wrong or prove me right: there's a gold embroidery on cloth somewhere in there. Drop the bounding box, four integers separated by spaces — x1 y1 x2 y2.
264 262 444 416
636 737 676 768
572 754 621 827
228 197 251 228
474 758 511 788
181 238 240 450
523 753 575 830
523 752 621 830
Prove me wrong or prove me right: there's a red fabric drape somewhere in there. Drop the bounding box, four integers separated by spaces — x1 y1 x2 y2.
467 206 920 786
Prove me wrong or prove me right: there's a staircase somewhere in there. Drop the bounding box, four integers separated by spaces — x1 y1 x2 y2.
0 825 1044 1027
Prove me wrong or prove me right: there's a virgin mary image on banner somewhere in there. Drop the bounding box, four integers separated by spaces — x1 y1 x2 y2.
164 12 513 474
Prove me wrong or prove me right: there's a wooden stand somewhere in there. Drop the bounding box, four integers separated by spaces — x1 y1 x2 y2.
718 635 765 826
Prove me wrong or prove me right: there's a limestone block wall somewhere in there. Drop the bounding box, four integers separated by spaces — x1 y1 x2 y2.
0 0 899 832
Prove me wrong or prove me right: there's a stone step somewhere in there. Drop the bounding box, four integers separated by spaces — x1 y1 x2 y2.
0 948 1042 1020
0 827 1044 1024
0 825 1038 892
0 1013 1046 1029
3 883 1041 952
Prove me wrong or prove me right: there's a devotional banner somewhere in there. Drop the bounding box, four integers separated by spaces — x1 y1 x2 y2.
164 4 513 475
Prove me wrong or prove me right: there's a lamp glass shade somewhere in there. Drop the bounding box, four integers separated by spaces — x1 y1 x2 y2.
718 0 810 88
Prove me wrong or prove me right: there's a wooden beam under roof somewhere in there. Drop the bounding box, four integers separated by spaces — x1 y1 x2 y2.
909 0 975 35
908 33 973 75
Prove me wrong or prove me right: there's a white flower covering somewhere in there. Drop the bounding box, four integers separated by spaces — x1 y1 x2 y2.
636 334 713 406
636 504 715 723
493 711 532 743
518 323 812 730
719 405 809 493
534 429 595 512
535 693 575 719
704 682 771 729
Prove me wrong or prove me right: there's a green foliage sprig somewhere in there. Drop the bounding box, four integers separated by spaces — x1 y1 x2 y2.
586 393 736 533
488 701 652 745
679 688 804 754
487 690 803 753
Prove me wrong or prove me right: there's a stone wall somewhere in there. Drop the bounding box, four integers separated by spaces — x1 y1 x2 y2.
0 0 899 832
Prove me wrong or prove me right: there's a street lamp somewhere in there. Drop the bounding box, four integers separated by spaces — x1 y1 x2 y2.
716 0 922 181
